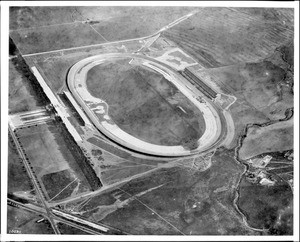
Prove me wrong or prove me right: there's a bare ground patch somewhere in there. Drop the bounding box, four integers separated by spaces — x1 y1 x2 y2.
239 118 293 160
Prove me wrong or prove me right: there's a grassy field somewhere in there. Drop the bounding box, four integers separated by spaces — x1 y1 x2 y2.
31 39 143 94
7 206 54 234
237 8 294 28
104 199 183 235
10 7 83 30
100 165 155 185
10 6 191 31
163 8 293 68
239 118 293 160
238 175 292 234
87 136 168 166
33 53 90 92
9 58 47 114
85 58 206 147
199 60 292 119
15 121 92 201
57 222 89 235
41 169 79 200
85 135 174 185
192 42 294 149
98 149 257 235
90 7 192 42
8 134 35 196
10 22 106 55
62 147 258 235
238 149 293 235
10 6 192 54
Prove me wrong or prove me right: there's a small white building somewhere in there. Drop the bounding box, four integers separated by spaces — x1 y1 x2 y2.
260 177 275 186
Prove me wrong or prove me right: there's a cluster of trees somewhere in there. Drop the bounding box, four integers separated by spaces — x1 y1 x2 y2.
9 37 17 56
56 121 102 191
10 38 51 107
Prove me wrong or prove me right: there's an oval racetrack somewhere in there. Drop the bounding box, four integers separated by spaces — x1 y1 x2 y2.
67 53 223 156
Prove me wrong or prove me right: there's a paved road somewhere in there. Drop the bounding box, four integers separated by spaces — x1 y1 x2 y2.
7 198 103 235
8 198 46 214
8 125 60 234
9 127 123 234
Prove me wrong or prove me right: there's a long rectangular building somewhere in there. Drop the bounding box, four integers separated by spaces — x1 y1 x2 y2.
31 66 82 142
64 91 93 127
180 68 217 99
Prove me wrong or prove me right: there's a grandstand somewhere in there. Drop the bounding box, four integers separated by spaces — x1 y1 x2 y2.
180 68 217 100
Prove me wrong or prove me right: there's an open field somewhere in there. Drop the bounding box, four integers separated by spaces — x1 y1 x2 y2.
86 136 168 166
238 175 293 234
10 6 192 55
90 7 192 42
85 136 174 185
57 222 89 235
27 38 144 94
239 118 293 160
197 59 293 120
7 206 54 234
41 169 79 201
102 199 182 235
237 8 294 27
10 22 107 55
14 121 92 201
8 134 35 197
10 6 83 30
163 8 293 68
9 57 49 114
62 147 257 235
33 53 95 93
100 163 156 185
190 43 294 148
223 102 269 148
10 6 191 31
85 58 206 146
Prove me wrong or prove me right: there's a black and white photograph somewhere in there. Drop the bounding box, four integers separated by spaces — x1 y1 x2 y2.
1 1 299 241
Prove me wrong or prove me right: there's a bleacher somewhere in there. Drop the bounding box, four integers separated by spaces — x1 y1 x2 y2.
180 68 217 99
